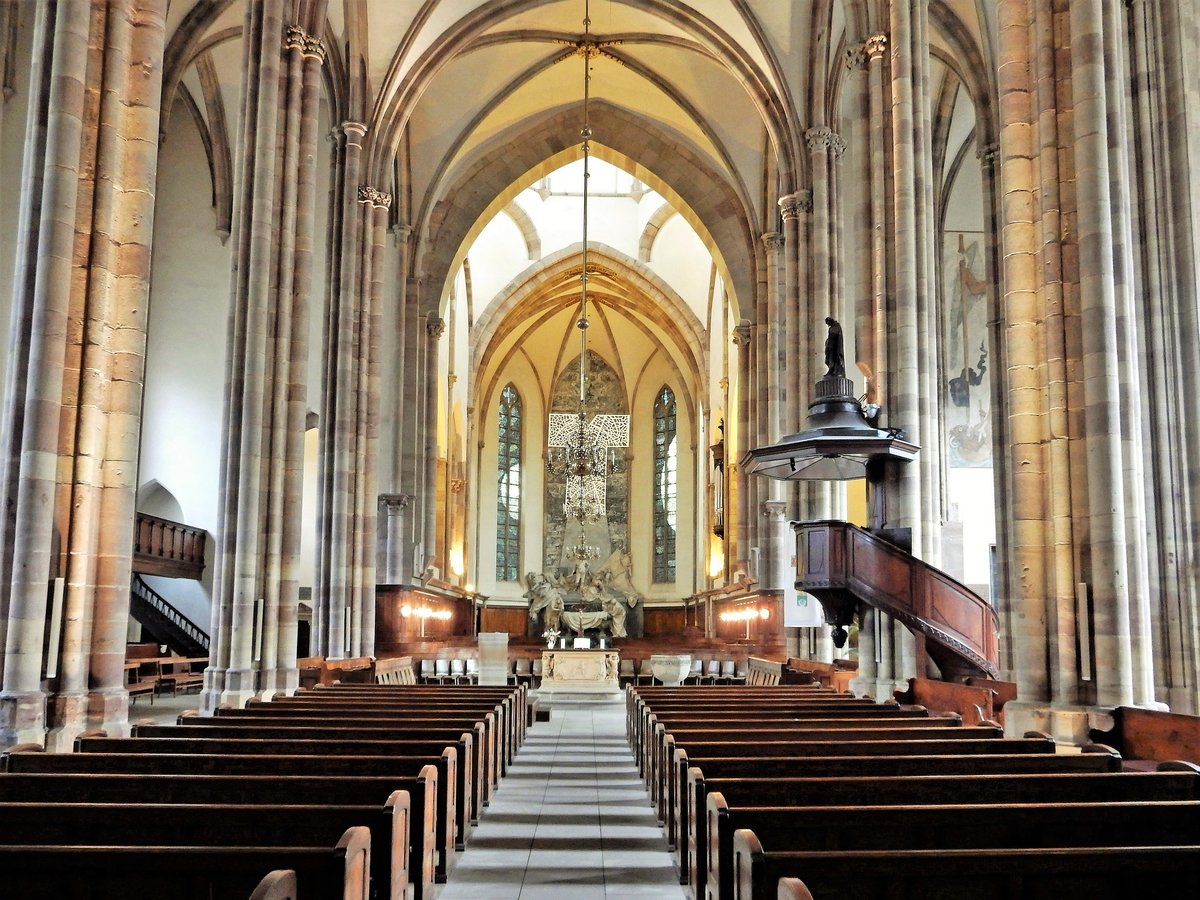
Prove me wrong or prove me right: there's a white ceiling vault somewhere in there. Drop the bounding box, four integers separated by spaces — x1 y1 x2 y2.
161 0 995 317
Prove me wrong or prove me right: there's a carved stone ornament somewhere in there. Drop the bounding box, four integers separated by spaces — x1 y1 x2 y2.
284 26 326 62
806 126 846 157
976 144 1000 167
761 231 784 252
797 190 814 214
760 500 788 520
426 317 446 340
379 493 414 511
732 322 752 347
358 185 393 208
865 33 889 60
844 43 867 71
778 194 802 221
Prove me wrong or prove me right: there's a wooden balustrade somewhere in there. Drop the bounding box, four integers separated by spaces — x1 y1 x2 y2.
133 512 207 579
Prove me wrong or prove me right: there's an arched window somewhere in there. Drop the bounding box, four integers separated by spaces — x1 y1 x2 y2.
653 385 677 583
496 385 522 582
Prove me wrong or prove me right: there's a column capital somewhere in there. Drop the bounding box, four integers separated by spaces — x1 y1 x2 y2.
805 125 846 157
976 143 1000 168
426 316 446 340
732 322 752 347
335 120 368 146
760 499 788 520
284 25 326 62
761 231 784 252
778 194 802 221
865 33 889 61
357 185 393 208
379 493 414 511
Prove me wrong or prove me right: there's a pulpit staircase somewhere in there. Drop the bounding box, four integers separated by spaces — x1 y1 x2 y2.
795 520 999 680
130 575 210 659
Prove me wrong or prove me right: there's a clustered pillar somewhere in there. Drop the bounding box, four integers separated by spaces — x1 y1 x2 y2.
0 0 169 749
203 0 327 711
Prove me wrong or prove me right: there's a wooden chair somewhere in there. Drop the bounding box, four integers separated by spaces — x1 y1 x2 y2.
433 659 451 684
530 659 543 687
701 660 722 685
449 659 467 684
684 659 705 685
464 657 479 684
719 659 737 685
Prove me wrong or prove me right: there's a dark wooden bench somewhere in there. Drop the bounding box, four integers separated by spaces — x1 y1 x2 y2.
652 734 1054 837
251 869 298 900
0 824 371 900
224 705 507 781
734 832 1200 900
0 796 411 900
650 724 1000 810
709 798 1200 899
260 690 524 766
136 721 484 830
1090 705 1200 765
682 768 1200 893
0 767 450 898
3 749 449 890
672 745 1123 891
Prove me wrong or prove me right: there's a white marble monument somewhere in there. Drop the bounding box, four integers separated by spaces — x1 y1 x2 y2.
540 649 620 693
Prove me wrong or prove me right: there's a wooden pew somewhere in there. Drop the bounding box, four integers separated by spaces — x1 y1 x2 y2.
733 831 1200 900
0 824 371 900
1090 705 1200 765
270 685 527 760
251 869 298 900
708 797 1200 899
139 720 483 831
0 768 451 899
0 796 411 900
3 750 446 892
686 769 1200 896
231 703 507 782
672 746 1123 889
650 724 999 814
216 706 502 800
73 735 461 881
654 733 1054 842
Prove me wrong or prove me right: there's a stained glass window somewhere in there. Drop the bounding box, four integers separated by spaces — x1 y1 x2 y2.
653 385 677 583
496 385 522 582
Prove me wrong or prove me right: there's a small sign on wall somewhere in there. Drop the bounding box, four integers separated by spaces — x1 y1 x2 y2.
785 589 825 628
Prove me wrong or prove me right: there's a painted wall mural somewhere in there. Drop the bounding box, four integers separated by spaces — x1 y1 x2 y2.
942 232 992 468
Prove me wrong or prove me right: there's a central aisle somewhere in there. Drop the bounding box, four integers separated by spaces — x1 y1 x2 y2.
439 693 688 899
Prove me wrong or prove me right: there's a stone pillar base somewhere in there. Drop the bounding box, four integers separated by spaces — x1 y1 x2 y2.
0 689 48 749
260 665 300 701
848 675 908 702
1002 701 1115 746
201 666 259 712
44 690 92 752
88 687 131 740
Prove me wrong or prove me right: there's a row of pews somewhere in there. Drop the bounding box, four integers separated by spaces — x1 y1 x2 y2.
0 682 527 899
628 683 1200 899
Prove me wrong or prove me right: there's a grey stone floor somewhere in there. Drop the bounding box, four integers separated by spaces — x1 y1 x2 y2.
439 693 688 899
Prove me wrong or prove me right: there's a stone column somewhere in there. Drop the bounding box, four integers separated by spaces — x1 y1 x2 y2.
777 195 803 440
203 2 327 712
422 316 445 577
314 181 389 660
806 126 846 521
378 493 415 585
1071 0 1134 706
865 33 890 409
759 501 790 594
732 322 753 574
0 0 169 749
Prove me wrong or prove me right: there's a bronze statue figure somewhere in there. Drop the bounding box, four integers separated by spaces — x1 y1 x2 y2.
824 316 845 377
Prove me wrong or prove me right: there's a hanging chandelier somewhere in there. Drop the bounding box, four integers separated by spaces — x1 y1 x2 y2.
546 0 629 524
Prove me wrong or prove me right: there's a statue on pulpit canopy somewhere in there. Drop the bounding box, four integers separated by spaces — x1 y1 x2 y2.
824 316 845 378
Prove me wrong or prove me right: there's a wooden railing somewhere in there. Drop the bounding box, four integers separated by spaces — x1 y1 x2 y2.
133 512 207 579
795 520 999 680
130 575 210 657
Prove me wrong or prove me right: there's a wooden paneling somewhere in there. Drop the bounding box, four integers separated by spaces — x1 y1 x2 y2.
480 606 530 638
375 586 469 655
643 607 687 639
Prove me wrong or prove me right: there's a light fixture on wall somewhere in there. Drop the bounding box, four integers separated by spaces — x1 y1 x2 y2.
545 0 629 524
